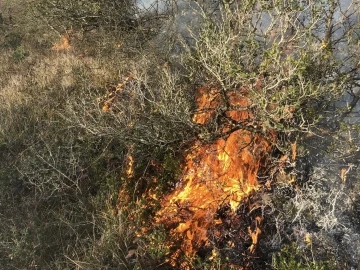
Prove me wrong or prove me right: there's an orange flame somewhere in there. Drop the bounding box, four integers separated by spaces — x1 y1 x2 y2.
248 216 263 253
51 33 71 52
98 73 134 112
156 85 274 266
125 154 134 178
192 87 253 125
291 141 297 162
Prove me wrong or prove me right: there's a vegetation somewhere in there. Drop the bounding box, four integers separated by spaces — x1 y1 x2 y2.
272 244 330 270
0 0 359 269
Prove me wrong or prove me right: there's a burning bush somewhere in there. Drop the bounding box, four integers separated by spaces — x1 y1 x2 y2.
155 85 275 268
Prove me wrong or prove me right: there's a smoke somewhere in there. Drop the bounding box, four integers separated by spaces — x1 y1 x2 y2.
136 0 221 55
136 0 166 13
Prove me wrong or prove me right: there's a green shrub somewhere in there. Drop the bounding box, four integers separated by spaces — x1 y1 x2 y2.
272 244 331 270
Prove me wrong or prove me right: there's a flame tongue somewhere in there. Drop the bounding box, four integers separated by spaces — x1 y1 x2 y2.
156 86 273 265
156 130 270 257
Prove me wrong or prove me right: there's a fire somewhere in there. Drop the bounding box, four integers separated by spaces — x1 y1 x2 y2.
97 73 134 112
123 144 135 179
51 32 72 52
248 216 263 253
125 153 134 178
192 87 253 125
156 85 274 266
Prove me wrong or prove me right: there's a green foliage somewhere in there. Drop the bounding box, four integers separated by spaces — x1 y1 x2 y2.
11 45 29 61
272 244 330 270
3 32 23 49
158 152 182 189
145 226 170 260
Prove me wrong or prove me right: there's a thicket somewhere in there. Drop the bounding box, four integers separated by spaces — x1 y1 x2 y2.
0 0 359 269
